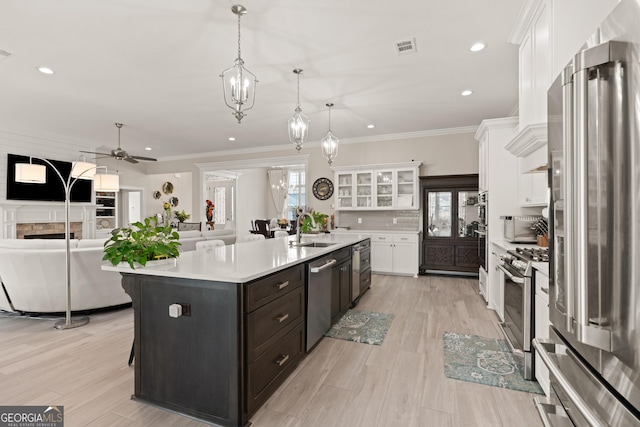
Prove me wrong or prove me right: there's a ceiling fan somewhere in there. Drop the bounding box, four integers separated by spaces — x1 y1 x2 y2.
81 123 157 163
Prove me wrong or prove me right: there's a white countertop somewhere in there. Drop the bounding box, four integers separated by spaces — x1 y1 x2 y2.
102 234 367 283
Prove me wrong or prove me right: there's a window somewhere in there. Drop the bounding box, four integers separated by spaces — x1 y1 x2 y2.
286 169 306 220
213 186 226 225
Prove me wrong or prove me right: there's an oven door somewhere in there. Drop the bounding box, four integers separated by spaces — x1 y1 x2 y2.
476 225 486 270
499 263 532 353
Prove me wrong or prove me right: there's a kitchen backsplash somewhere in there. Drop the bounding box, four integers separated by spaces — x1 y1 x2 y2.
334 210 419 231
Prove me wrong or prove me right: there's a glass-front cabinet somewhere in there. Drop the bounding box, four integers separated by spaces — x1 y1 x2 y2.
333 162 420 211
421 174 479 274
336 172 353 209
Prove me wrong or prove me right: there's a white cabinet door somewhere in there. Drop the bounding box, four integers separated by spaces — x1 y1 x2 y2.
371 241 393 273
392 242 417 275
354 171 373 209
373 170 394 209
519 172 547 207
395 168 417 209
335 172 354 209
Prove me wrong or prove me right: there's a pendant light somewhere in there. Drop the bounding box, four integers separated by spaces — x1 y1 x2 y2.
321 103 339 165
288 68 310 151
220 4 257 124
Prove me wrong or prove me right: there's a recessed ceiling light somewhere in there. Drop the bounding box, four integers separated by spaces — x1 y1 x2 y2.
470 43 486 52
367 124 375 129
145 147 152 151
37 66 54 75
461 90 473 96
228 137 236 141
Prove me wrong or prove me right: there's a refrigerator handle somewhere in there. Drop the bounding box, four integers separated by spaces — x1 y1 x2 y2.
573 68 589 335
563 72 575 334
532 338 606 426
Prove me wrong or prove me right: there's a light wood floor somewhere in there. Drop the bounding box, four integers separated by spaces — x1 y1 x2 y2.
0 274 542 427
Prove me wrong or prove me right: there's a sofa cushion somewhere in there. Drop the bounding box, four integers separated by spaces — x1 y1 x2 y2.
0 239 79 249
202 229 234 238
178 230 202 239
77 238 108 248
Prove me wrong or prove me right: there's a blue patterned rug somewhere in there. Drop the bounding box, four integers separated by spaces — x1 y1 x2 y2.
443 332 543 394
325 309 394 345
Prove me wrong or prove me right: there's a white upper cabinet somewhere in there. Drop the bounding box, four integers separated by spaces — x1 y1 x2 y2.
333 162 421 211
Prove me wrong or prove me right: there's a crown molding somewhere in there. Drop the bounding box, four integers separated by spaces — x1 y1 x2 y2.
505 122 548 157
508 0 545 45
474 117 519 140
157 126 479 162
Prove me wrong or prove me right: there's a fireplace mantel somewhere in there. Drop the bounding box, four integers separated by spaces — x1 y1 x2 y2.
0 200 97 239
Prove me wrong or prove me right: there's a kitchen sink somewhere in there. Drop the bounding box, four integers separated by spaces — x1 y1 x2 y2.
297 241 337 248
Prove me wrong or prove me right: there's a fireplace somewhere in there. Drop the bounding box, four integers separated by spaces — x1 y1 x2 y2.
0 202 96 240
24 232 75 239
17 222 82 239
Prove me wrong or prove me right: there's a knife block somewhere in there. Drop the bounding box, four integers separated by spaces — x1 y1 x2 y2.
537 234 549 247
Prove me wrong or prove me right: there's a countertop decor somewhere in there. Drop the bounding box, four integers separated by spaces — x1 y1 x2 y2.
102 216 180 269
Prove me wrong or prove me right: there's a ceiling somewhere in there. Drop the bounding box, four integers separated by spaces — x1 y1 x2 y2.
0 0 523 161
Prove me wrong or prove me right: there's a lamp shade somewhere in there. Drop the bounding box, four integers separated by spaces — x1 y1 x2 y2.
71 161 97 179
94 174 120 192
15 163 46 183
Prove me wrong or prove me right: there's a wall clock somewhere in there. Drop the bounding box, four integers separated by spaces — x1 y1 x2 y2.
312 177 334 200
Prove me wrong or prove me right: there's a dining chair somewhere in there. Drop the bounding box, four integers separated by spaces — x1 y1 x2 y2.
236 234 266 244
195 240 225 250
254 219 271 238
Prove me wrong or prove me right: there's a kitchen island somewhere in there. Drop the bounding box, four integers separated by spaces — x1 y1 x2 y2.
103 234 367 427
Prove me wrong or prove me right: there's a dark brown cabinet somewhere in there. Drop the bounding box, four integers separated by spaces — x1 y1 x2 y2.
420 174 480 275
245 264 305 416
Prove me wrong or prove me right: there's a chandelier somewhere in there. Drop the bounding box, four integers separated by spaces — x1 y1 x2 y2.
321 103 339 165
288 68 310 151
220 5 257 124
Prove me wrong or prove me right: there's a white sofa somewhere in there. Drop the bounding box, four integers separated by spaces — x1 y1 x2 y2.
0 229 237 313
0 238 130 313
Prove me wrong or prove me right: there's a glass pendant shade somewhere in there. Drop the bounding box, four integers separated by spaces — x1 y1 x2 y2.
220 5 257 124
288 68 310 151
71 160 97 179
94 173 120 192
15 163 46 183
321 103 339 164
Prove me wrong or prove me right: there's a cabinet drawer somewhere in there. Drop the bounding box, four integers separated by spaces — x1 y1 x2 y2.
246 285 304 362
393 233 418 243
245 264 303 311
372 234 392 242
360 267 372 294
247 323 304 416
359 248 371 270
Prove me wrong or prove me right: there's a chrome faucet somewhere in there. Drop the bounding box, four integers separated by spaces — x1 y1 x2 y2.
292 209 315 246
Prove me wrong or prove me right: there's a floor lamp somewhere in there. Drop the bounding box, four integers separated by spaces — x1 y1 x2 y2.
14 156 120 330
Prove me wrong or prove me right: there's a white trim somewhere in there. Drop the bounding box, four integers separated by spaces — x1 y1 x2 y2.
505 122 548 157
331 160 422 172
158 127 478 162
195 154 309 172
508 0 545 45
474 117 519 141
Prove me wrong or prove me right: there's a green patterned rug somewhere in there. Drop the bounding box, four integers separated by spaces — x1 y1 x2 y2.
443 332 543 394
325 309 394 345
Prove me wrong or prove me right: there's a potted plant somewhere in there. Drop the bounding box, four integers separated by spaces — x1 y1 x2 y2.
175 210 190 223
300 210 328 233
278 218 289 229
103 216 181 269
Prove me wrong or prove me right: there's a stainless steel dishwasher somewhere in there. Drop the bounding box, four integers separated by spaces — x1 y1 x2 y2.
306 256 336 351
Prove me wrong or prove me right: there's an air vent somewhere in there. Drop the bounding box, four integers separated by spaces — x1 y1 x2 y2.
0 49 12 60
395 38 417 55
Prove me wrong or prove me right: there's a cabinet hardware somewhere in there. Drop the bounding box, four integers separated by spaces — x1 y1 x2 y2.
275 354 289 366
275 281 289 290
276 313 289 323
541 287 549 295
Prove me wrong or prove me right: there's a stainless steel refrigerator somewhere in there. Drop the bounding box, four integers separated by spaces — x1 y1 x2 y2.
533 0 640 425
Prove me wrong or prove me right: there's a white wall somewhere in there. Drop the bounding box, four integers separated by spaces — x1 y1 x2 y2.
235 168 270 236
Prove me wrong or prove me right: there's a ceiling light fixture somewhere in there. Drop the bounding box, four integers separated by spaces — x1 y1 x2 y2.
470 43 486 52
367 124 375 129
145 147 152 151
461 90 473 96
288 68 310 152
321 103 339 165
220 4 257 124
38 66 54 74
228 137 236 141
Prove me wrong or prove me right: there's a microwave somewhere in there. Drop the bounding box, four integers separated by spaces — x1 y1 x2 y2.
500 216 540 243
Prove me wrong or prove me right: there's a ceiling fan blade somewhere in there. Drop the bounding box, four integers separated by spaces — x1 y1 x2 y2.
124 157 139 164
129 155 157 162
80 150 113 156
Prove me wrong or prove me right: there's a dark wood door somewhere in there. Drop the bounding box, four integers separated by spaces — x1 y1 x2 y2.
420 174 480 275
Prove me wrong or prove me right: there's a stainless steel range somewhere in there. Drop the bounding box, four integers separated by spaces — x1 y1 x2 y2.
498 247 549 380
